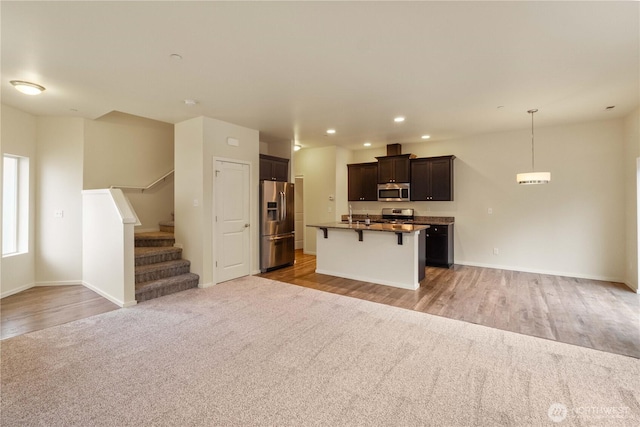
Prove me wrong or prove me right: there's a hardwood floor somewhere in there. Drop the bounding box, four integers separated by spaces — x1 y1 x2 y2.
1 286 119 340
261 250 640 358
3 253 638 359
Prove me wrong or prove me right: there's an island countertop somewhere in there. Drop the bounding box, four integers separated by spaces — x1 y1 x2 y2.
308 222 430 233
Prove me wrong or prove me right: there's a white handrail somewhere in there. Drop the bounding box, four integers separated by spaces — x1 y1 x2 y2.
110 170 174 192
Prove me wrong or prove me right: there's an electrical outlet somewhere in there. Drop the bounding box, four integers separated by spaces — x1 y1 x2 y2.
488 208 493 215
493 248 499 255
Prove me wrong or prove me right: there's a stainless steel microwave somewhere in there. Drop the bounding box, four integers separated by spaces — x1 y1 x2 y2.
377 183 410 202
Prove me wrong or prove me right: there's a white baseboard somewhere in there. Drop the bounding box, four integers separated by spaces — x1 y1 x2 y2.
455 261 626 284
623 280 639 293
1 283 35 299
82 281 137 308
35 280 83 286
198 282 214 288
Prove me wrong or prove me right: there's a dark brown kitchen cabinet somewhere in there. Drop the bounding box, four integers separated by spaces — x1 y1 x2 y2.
376 154 411 183
425 224 454 268
348 162 378 201
260 154 289 181
410 155 455 201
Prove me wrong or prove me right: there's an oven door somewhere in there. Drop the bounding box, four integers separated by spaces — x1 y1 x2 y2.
378 184 410 201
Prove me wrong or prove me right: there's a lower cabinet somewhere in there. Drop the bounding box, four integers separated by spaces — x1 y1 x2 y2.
425 224 454 268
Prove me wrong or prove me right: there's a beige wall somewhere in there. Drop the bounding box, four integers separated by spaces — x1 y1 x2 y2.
311 117 628 282
175 116 260 286
36 117 85 285
624 108 640 291
174 117 205 285
1 105 37 297
293 146 345 254
84 112 174 231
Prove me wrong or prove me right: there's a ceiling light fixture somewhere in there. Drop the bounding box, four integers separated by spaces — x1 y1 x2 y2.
394 116 405 123
516 109 550 185
363 142 371 147
170 53 183 60
421 135 431 140
294 144 301 151
10 80 46 95
326 129 336 134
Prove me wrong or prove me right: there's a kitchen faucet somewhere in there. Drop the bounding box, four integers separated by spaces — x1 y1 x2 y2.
348 204 353 224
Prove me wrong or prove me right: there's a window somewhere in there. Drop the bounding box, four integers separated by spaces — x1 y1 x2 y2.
2 154 29 256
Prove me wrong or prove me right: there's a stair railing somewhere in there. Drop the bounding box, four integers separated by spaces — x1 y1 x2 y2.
110 169 174 192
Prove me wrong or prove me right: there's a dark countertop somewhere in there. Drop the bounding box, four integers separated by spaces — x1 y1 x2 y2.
340 214 454 226
308 222 430 233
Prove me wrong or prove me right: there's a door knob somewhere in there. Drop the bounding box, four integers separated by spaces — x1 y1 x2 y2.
244 224 250 228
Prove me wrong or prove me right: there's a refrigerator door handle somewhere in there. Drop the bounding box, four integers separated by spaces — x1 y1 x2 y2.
269 234 293 241
280 191 286 221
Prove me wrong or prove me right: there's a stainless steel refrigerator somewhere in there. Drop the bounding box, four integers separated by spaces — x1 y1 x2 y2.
260 181 295 272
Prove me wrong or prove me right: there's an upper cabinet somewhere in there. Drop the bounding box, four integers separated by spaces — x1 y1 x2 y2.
376 154 412 183
260 154 289 181
348 162 378 201
410 155 455 201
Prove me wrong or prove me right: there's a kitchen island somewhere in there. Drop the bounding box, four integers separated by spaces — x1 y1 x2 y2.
307 222 429 290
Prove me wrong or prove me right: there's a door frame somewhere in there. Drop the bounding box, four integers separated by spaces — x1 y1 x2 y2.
213 157 253 284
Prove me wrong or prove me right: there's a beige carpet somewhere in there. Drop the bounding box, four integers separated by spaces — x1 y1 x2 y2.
1 276 639 426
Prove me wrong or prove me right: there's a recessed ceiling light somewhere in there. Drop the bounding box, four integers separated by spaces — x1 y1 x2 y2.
184 99 197 106
326 129 336 134
10 80 45 95
363 142 371 147
170 53 183 60
421 135 431 140
394 116 405 123
605 106 615 110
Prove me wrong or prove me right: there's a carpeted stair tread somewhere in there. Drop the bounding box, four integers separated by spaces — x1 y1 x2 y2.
135 246 182 266
158 220 175 233
134 231 175 247
135 231 174 239
135 259 191 283
135 273 199 302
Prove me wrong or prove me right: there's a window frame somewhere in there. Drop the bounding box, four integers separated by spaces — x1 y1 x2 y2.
2 154 29 257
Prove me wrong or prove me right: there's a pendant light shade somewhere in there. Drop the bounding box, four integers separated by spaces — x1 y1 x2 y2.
516 171 551 185
517 109 550 185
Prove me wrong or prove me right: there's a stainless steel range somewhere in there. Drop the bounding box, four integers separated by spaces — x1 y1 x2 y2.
379 208 414 224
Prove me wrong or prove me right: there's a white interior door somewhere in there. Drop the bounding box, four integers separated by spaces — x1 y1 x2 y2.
215 160 250 283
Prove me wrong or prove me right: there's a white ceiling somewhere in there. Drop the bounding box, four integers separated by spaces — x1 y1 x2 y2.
2 1 638 150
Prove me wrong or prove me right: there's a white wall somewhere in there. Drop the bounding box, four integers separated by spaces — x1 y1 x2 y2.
624 108 640 291
84 111 174 231
36 117 85 285
311 118 628 282
175 116 259 286
1 105 37 297
82 189 136 307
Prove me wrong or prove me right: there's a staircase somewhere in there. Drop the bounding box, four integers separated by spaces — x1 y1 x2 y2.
134 221 199 302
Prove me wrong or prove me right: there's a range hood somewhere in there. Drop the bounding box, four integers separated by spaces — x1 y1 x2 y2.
377 143 416 159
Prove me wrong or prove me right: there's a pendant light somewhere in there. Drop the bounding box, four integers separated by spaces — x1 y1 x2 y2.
517 109 550 185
